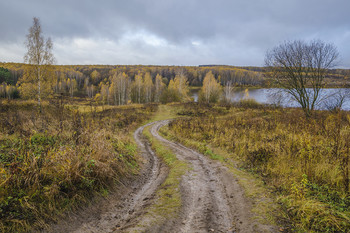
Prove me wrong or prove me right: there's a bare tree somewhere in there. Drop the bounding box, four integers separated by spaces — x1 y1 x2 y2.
265 40 338 117
24 17 55 112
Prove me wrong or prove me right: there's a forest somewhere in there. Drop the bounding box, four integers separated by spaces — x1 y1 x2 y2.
0 62 350 103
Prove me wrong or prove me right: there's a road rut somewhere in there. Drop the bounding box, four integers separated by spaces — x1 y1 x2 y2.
149 120 277 233
44 120 277 233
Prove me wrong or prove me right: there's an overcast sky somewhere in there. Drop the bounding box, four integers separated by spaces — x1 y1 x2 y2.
0 0 349 67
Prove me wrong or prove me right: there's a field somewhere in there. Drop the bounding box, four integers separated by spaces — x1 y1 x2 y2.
165 102 350 232
1 99 350 232
0 99 156 232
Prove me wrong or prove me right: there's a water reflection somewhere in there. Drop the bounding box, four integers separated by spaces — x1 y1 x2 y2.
192 88 350 110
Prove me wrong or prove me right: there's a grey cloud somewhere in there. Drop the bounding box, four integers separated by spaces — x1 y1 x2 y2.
0 0 349 66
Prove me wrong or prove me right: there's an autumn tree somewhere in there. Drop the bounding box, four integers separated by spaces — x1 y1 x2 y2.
265 40 338 117
154 74 165 103
0 83 18 99
99 82 110 105
168 70 190 101
144 72 153 103
58 71 66 94
161 79 181 103
90 70 101 85
161 73 190 103
131 73 144 103
23 17 55 111
118 73 130 105
110 74 118 105
110 72 130 105
87 85 95 99
173 72 190 101
67 78 77 97
199 71 222 103
84 78 95 98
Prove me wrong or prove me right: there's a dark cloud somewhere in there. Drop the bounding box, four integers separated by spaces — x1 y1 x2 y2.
0 0 349 66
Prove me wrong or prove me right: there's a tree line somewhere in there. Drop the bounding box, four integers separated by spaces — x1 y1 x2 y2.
0 62 267 100
0 59 242 105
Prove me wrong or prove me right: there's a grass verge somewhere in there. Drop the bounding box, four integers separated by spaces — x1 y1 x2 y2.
139 124 189 227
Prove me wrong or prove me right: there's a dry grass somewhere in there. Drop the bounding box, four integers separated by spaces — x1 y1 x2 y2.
167 104 350 232
0 100 156 232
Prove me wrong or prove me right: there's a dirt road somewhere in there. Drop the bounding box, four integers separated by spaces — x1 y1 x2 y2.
148 120 277 233
46 120 277 232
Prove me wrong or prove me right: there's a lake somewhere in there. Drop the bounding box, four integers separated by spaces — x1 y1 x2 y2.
192 88 350 110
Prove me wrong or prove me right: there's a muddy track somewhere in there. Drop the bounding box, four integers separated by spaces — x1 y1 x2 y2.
44 122 168 233
150 120 278 233
45 120 278 233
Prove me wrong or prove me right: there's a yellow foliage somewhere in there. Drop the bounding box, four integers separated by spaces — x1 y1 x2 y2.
199 71 222 103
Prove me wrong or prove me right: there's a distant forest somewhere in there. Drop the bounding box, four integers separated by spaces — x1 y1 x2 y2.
0 63 349 102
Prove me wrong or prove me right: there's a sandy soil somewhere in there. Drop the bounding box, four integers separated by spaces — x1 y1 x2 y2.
43 120 278 233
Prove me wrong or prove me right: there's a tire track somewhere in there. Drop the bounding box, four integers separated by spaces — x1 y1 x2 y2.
110 122 169 232
151 120 234 232
44 122 168 233
150 120 278 233
45 120 278 233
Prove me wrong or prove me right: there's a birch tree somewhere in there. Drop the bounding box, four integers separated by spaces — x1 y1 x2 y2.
67 78 77 97
24 17 55 112
154 74 165 103
132 73 144 103
144 72 153 103
119 72 130 105
110 74 118 105
110 72 130 105
173 73 190 101
100 82 110 105
199 71 222 103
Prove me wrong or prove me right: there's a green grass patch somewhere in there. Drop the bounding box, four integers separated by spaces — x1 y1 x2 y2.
142 124 189 223
147 104 180 122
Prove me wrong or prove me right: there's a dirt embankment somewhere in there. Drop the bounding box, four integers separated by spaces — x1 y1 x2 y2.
44 120 278 233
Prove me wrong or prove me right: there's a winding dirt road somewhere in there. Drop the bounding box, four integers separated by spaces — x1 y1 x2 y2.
45 120 277 233
148 120 277 233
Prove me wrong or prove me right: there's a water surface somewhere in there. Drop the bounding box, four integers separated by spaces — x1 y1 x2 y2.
192 88 350 110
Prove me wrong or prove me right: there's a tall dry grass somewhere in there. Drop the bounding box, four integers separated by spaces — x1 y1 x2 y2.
0 100 156 232
169 104 350 232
